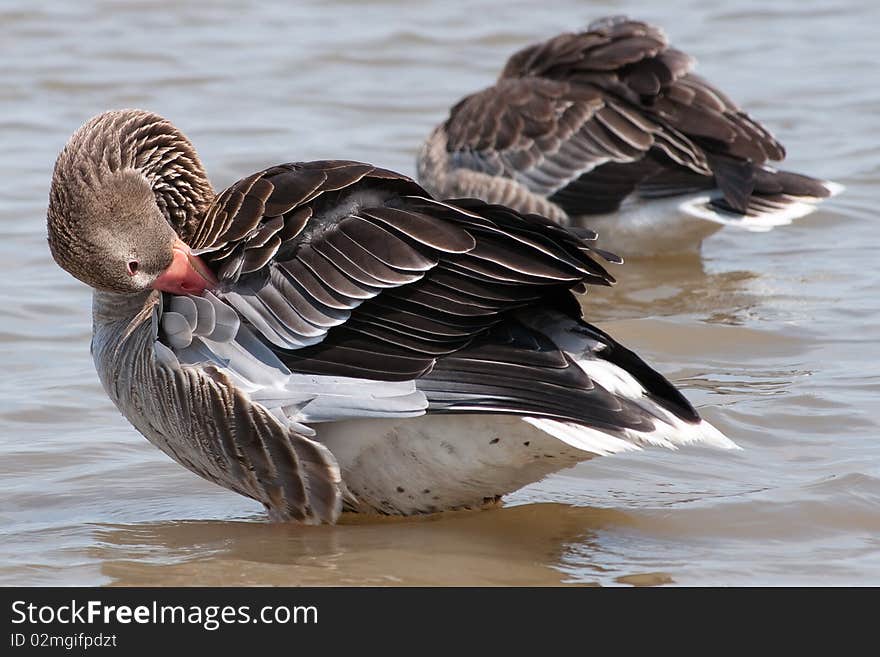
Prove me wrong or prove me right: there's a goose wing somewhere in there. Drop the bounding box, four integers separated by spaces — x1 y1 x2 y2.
439 16 785 215
190 159 615 372
177 160 700 425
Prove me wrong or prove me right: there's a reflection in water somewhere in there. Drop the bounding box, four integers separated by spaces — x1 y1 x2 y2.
583 251 759 324
93 504 633 586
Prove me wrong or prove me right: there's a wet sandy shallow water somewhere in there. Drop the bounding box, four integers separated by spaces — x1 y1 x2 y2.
1 0 878 586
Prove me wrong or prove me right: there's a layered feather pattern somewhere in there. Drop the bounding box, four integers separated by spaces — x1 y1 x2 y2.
417 15 838 236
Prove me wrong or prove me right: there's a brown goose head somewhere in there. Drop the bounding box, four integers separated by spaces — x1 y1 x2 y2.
47 109 218 295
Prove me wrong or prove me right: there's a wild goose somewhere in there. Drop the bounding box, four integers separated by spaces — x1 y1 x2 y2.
47 109 736 524
418 16 841 255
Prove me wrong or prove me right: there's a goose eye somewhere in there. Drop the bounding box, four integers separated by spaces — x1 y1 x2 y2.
126 260 139 276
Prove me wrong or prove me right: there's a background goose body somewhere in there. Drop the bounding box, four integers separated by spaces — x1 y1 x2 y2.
49 110 735 524
418 16 840 256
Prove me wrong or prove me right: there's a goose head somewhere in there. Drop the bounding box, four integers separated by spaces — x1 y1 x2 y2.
47 109 217 296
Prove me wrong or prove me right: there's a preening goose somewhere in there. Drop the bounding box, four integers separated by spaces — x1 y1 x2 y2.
418 16 841 255
47 109 736 524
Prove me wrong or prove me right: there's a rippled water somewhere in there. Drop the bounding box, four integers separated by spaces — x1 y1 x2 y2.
1 0 878 586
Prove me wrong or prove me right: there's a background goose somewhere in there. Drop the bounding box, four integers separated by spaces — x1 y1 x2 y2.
47 109 736 525
417 15 841 256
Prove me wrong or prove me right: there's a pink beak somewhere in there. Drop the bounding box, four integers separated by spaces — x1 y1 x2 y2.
152 238 218 295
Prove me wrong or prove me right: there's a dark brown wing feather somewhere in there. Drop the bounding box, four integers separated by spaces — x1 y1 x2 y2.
441 16 788 215
191 160 698 431
419 318 698 426
196 162 613 368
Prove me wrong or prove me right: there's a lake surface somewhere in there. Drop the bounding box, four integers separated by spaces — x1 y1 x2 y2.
1 0 878 586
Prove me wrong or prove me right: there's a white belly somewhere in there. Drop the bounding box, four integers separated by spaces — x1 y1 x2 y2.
574 196 723 258
316 414 593 515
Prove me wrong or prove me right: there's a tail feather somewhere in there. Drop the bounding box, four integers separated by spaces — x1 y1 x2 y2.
680 168 842 231
524 412 737 458
569 354 738 451
518 310 738 454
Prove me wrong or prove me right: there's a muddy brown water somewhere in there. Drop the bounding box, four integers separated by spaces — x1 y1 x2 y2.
1 0 878 585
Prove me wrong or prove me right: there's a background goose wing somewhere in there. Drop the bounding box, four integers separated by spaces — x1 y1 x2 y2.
439 16 787 215
442 77 686 215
